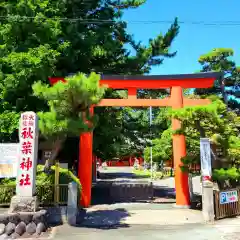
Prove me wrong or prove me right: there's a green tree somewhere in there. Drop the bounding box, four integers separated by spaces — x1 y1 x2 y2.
0 0 180 160
195 48 240 112
144 127 172 163
94 98 170 160
0 111 20 143
144 96 240 170
32 72 105 160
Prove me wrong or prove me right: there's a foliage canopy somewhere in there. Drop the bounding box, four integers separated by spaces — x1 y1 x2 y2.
0 0 179 160
32 72 105 139
144 96 240 171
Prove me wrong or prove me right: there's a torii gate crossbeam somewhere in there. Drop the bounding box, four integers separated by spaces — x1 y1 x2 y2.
49 72 222 208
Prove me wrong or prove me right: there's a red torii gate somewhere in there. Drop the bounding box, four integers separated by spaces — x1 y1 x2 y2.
49 72 221 208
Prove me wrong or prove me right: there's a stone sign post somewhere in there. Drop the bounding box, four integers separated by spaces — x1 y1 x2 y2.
200 138 214 223
10 112 39 212
67 182 78 226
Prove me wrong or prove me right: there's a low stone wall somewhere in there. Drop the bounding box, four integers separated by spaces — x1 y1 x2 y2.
110 182 154 202
0 210 47 238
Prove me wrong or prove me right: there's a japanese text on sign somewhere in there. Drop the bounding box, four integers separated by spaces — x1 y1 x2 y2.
200 138 212 180
20 115 35 186
17 112 38 197
220 190 238 204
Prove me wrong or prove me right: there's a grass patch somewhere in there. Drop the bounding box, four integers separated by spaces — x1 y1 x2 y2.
133 168 199 179
132 169 166 179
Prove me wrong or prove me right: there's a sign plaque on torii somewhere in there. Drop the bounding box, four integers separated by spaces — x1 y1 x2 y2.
49 72 222 208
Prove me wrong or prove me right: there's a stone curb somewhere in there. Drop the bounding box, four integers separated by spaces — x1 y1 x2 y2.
12 226 58 240
0 210 49 238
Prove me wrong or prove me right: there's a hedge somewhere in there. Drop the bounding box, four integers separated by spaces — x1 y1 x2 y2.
212 167 240 189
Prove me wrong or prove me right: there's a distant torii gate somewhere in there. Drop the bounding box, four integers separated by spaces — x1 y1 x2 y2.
49 72 221 208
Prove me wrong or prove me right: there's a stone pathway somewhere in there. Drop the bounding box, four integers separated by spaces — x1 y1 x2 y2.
53 218 240 240
81 203 204 227
51 201 240 240
152 175 202 195
89 202 176 211
0 203 237 239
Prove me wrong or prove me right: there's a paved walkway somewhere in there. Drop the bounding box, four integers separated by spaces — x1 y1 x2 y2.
51 202 240 240
53 213 240 240
152 175 202 195
98 167 202 195
81 210 204 227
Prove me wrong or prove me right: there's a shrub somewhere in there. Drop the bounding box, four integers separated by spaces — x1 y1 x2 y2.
0 164 81 205
212 167 240 189
0 181 15 204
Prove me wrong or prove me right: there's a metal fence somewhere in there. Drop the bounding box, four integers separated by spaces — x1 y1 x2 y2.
213 188 240 220
162 167 200 178
0 184 69 206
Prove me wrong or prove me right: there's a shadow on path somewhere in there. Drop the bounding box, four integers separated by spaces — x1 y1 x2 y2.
76 208 130 230
91 184 178 206
154 186 176 199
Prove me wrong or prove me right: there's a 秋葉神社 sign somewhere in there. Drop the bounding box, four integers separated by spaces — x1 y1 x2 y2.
16 112 39 197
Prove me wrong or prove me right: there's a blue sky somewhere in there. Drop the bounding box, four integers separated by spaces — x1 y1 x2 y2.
123 0 240 75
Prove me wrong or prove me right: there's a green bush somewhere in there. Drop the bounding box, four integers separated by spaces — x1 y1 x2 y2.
213 168 240 181
0 164 81 204
212 167 240 189
0 182 15 204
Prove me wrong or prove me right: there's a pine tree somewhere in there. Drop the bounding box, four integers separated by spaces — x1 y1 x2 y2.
32 72 105 160
0 0 179 158
144 96 240 171
195 48 240 113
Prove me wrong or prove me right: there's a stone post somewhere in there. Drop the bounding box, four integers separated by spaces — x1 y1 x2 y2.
67 182 78 226
10 112 39 213
200 138 215 223
188 172 193 201
202 180 214 223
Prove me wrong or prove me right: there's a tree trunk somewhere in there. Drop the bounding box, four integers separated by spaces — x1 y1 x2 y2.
50 138 64 161
195 120 206 138
44 138 65 171
220 76 228 106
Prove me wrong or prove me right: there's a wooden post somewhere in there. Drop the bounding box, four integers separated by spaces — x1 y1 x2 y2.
92 155 97 183
79 132 93 207
171 86 190 207
54 160 60 205
78 107 94 208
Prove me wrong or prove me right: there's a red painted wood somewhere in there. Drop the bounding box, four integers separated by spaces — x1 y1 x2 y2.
49 77 215 89
171 86 190 207
48 77 66 85
100 78 215 89
79 131 93 207
48 73 217 208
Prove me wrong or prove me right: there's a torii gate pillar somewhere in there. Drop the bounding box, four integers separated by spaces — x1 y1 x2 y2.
49 72 222 208
79 107 94 207
171 86 189 206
